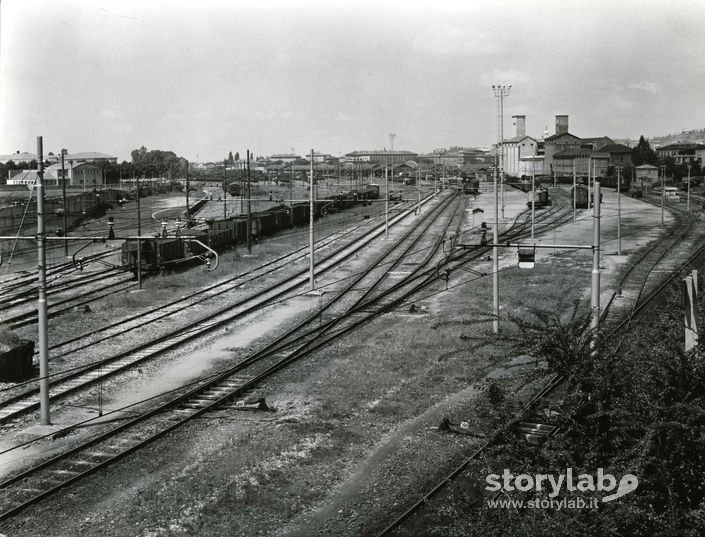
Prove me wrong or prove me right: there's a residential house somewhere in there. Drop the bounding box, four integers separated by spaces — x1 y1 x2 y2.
655 143 705 166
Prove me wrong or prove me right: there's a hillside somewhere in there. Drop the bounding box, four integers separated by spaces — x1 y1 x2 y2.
648 127 705 147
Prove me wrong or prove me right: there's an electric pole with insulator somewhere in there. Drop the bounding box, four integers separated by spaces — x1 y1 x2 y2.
490 84 510 333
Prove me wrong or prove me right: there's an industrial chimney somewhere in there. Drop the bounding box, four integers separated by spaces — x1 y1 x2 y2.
555 115 569 135
513 115 526 138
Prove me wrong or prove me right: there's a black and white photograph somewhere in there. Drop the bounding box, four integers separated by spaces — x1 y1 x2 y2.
1 0 705 535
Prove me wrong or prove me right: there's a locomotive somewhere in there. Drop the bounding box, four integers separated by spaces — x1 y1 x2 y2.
121 184 380 274
526 188 552 208
463 178 480 195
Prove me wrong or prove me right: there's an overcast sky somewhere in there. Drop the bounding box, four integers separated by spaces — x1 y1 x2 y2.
1 0 704 162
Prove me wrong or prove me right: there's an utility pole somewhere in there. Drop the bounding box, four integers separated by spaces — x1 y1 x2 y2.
617 166 622 255
247 150 252 254
223 159 227 220
240 160 244 214
309 149 315 290
590 180 601 356
687 163 692 212
587 156 592 208
185 160 190 223
136 175 142 290
491 85 509 333
385 149 389 240
572 157 576 223
60 148 68 257
289 163 294 225
37 136 50 426
531 159 535 240
660 165 665 227
492 147 500 334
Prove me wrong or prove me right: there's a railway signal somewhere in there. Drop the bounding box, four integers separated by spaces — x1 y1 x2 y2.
518 246 535 269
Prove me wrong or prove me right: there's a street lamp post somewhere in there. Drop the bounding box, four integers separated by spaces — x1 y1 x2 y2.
492 84 510 220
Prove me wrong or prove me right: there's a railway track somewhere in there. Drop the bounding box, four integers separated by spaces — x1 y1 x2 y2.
0 192 446 426
0 189 464 522
3 277 136 330
0 196 394 328
0 195 576 523
600 195 695 328
10 207 390 362
0 250 129 328
374 194 705 536
0 249 120 300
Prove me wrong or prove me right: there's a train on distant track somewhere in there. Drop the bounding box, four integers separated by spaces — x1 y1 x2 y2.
121 184 380 274
571 184 603 209
526 188 552 208
463 178 480 195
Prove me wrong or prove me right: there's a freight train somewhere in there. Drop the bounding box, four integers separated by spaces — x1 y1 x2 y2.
571 184 603 209
121 184 380 274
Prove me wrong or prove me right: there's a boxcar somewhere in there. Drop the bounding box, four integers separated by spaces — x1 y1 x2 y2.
122 237 185 272
526 189 552 208
571 184 603 208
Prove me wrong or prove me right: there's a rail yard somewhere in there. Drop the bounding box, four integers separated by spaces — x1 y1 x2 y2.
0 174 701 536
3 2 704 535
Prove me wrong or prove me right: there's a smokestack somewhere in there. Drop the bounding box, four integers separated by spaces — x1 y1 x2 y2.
555 115 569 135
513 115 526 138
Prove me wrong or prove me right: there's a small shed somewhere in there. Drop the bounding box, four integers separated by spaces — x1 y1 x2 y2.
634 164 660 188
